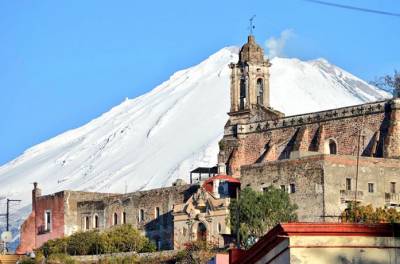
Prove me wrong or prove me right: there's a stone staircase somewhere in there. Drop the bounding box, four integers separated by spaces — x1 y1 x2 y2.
0 255 21 264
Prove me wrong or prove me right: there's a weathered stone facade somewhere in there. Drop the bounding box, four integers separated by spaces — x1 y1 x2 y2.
172 176 239 249
17 182 199 253
241 155 400 221
218 36 400 223
76 184 198 250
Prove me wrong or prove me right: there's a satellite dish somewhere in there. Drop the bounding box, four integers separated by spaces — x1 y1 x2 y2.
1 231 12 243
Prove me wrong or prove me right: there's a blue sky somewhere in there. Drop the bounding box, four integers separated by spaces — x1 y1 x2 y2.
0 0 399 165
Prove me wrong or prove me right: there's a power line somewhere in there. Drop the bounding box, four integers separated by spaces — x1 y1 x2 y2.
304 0 400 18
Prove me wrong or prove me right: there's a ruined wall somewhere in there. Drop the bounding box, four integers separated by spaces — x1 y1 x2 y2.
241 154 400 222
63 191 119 236
16 212 35 254
34 191 65 248
76 184 199 250
240 156 326 222
220 101 390 178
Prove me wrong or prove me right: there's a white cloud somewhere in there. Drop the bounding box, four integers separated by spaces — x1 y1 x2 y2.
265 29 294 58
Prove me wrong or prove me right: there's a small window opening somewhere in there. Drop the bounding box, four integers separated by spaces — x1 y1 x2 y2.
155 207 160 219
113 212 118 225
93 215 99 229
256 78 264 105
45 210 52 232
122 212 126 224
346 178 352 191
329 140 337 154
289 183 296 193
85 216 90 230
139 209 145 222
368 183 374 193
390 182 396 193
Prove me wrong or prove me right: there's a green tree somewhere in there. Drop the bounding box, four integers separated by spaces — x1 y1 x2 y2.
229 186 298 249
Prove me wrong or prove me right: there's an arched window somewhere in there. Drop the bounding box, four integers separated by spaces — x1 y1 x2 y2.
218 223 222 233
85 216 90 230
329 140 337 154
113 212 118 225
239 78 246 110
324 138 338 155
197 223 207 241
93 214 99 229
256 78 264 105
122 212 126 224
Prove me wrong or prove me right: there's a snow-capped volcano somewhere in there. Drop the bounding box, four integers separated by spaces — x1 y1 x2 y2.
0 47 391 215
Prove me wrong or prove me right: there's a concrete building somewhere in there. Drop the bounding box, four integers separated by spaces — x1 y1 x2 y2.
229 223 400 264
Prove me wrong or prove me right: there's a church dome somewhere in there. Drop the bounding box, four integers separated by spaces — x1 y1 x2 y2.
239 35 265 64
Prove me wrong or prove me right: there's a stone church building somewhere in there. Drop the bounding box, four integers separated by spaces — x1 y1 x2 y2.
17 35 400 253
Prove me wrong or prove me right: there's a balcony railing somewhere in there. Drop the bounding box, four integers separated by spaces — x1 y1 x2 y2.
37 225 50 235
340 190 363 203
385 193 400 205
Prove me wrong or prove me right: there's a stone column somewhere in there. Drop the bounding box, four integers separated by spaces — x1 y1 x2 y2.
384 99 400 158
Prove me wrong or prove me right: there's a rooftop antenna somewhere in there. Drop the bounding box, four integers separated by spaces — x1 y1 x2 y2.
248 15 256 35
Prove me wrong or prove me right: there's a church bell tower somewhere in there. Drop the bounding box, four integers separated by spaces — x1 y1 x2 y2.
228 35 282 125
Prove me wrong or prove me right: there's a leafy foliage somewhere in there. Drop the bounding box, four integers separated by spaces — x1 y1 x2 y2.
229 186 298 248
341 203 400 224
175 241 219 264
40 224 155 257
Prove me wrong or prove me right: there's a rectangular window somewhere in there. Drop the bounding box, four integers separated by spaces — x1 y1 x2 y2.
346 178 352 191
390 182 396 193
289 184 296 194
280 185 286 192
368 183 374 193
155 207 160 219
44 210 52 232
139 209 144 222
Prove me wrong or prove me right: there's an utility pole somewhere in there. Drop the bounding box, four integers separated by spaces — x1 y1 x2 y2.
0 199 21 253
0 199 21 231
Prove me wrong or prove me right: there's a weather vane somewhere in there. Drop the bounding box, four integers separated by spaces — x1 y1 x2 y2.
248 15 256 35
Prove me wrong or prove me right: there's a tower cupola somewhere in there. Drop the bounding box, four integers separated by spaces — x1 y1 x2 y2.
239 35 264 64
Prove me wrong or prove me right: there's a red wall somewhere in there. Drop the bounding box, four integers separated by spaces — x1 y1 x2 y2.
34 192 65 248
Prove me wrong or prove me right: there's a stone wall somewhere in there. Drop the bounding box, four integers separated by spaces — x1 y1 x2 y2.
240 156 325 222
241 154 400 222
76 184 199 250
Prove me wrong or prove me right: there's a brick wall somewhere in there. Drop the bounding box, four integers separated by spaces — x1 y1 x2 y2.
220 101 390 178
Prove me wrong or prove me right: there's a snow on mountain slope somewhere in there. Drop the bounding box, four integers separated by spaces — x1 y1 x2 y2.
0 47 391 214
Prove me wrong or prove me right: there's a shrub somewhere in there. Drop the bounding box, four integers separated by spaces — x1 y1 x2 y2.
46 253 76 264
103 225 148 253
41 237 69 256
139 239 156 253
341 203 400 224
67 230 105 255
